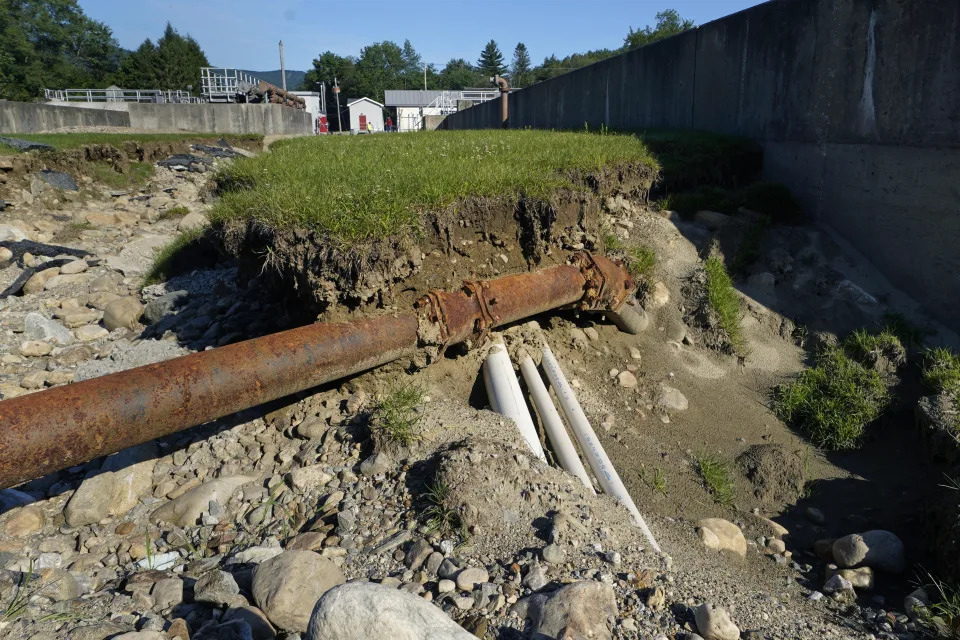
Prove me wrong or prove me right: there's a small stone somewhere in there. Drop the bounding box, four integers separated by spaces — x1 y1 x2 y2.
59 259 88 275
103 296 145 331
455 567 489 591
2 505 44 537
583 327 599 341
20 340 52 357
832 530 905 573
404 538 432 570
286 466 333 492
437 579 456 594
359 452 393 477
542 544 566 564
694 603 740 640
523 564 549 591
658 386 688 411
697 519 746 558
617 371 637 388
767 539 786 554
823 574 853 594
74 324 109 342
629 347 642 360
805 507 825 524
649 282 670 308
252 550 346 632
151 476 257 527
178 211 209 232
837 566 874 589
195 570 241 606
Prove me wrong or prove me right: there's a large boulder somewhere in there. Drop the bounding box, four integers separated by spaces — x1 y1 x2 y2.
832 530 905 573
516 581 617 640
697 518 747 558
305 582 473 640
252 550 345 632
103 296 145 331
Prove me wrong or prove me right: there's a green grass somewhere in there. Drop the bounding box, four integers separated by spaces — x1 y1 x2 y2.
142 227 205 286
696 454 735 507
210 130 658 243
656 182 803 223
882 312 930 348
0 132 262 152
626 245 657 283
922 571 960 638
774 336 895 450
422 480 461 536
844 328 906 370
703 256 744 353
371 382 425 447
88 161 155 189
923 348 960 433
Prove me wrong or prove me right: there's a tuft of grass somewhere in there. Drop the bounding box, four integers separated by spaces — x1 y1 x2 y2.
157 205 191 221
924 348 960 396
642 467 667 496
921 571 960 638
371 382 425 447
703 256 744 353
3 561 35 622
0 132 262 151
89 161 155 189
422 480 461 536
211 130 658 243
696 454 734 507
142 227 205 286
774 342 891 450
843 329 906 370
626 245 657 283
882 312 929 348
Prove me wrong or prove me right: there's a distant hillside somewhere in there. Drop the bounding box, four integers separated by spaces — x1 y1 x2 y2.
241 69 306 90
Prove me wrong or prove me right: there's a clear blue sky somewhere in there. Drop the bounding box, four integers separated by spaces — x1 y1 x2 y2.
77 0 765 72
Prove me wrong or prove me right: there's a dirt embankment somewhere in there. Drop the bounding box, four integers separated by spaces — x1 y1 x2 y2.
218 164 656 320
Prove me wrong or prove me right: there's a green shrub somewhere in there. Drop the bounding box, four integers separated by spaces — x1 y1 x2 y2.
696 454 734 506
774 345 890 450
626 245 657 283
371 382 425 446
703 256 744 353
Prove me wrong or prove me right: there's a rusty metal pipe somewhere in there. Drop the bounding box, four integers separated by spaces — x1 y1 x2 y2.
0 253 632 488
493 75 510 128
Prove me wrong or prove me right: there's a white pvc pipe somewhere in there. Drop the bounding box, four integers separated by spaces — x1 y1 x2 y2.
519 356 596 494
483 343 546 461
540 344 662 553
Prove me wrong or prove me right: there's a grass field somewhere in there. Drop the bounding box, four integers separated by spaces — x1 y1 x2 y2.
210 130 658 242
0 132 263 153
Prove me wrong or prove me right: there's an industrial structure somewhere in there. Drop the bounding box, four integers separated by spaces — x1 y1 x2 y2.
384 89 499 132
44 86 200 104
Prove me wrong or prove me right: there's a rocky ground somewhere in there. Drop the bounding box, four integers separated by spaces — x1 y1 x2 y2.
0 142 954 640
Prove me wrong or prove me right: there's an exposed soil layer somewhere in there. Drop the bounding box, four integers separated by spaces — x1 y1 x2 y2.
217 164 656 319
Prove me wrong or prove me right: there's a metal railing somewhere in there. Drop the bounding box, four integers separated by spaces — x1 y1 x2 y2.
201 68 262 102
44 88 200 104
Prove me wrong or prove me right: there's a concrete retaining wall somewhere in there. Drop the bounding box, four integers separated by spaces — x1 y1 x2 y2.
0 101 130 133
443 0 960 327
0 101 312 135
126 104 312 135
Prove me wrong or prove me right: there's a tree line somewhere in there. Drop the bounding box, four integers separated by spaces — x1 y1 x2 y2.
0 0 209 101
0 1 693 104
299 9 694 103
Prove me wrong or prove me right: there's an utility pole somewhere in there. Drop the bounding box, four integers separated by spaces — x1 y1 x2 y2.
423 62 427 91
334 77 342 133
279 41 287 92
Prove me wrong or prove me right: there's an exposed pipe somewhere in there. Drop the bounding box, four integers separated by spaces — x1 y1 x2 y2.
540 344 661 553
0 252 634 489
484 344 545 461
519 355 595 493
492 75 510 128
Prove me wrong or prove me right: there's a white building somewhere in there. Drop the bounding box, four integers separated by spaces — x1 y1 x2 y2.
384 90 448 132
290 90 326 133
342 97 385 133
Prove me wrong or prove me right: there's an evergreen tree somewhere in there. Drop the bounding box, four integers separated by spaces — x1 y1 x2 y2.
476 40 506 78
400 39 423 88
511 42 531 87
115 23 209 93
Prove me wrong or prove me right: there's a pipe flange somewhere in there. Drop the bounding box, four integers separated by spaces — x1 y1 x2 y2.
572 251 634 311
463 280 499 347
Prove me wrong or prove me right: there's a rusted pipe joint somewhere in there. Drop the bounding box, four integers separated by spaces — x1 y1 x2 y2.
571 251 635 312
